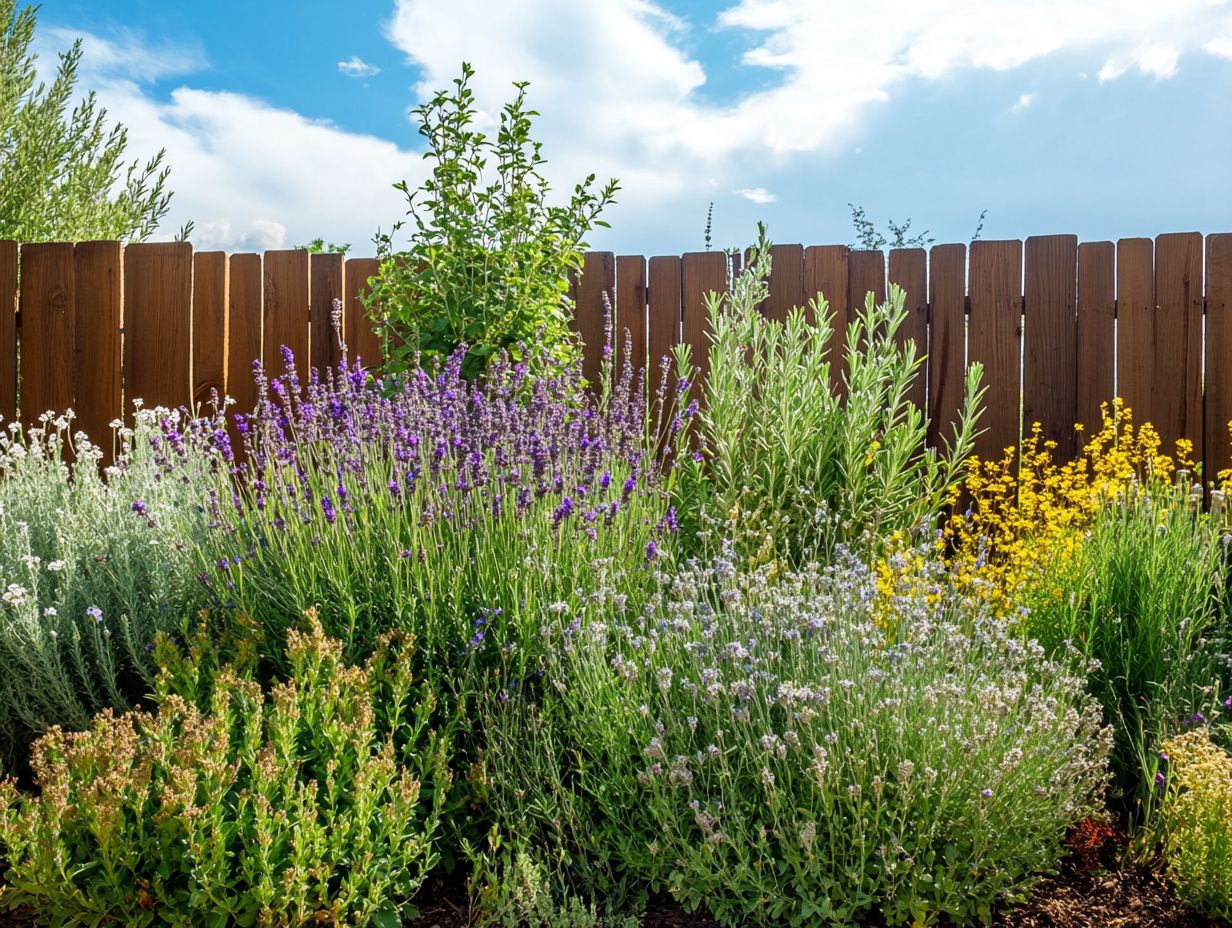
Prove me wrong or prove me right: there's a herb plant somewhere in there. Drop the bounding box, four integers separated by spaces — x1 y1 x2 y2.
485 552 1111 926
0 620 448 927
369 62 618 379
674 226 984 567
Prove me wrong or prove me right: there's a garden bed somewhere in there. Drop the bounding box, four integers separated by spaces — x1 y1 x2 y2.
397 852 1211 928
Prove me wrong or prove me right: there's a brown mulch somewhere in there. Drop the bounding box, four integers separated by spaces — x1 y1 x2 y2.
0 858 1219 927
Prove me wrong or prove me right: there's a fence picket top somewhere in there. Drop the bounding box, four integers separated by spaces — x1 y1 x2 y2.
1022 235 1079 458
0 242 16 423
927 243 968 452
1206 234 1232 484
1075 241 1116 436
18 242 76 426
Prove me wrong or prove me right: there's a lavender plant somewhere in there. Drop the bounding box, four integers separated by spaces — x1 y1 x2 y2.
0 620 448 927
179 340 686 681
485 552 1111 926
673 226 984 567
0 409 208 766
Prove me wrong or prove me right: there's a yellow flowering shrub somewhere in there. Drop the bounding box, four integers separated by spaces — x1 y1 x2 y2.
938 399 1197 615
1159 729 1232 920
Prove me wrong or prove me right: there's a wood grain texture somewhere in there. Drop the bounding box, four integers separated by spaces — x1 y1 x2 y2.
848 249 887 316
968 240 1023 462
927 244 967 450
192 251 229 410
647 256 682 398
888 247 928 411
1206 234 1232 484
1075 242 1115 435
804 245 849 392
615 255 647 389
344 258 382 370
576 252 615 389
1153 232 1203 456
681 251 727 394
125 242 193 412
227 254 263 415
73 241 123 456
1115 238 1155 436
1022 235 1078 459
263 250 310 374
19 243 75 425
761 243 805 323
0 241 17 422
309 252 345 373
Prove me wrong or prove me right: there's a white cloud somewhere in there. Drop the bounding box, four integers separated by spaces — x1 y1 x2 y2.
1012 92 1037 111
734 187 776 204
55 31 422 253
50 1 1232 250
337 55 380 78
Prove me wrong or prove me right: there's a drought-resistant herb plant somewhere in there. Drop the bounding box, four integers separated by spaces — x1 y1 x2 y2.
1156 728 1232 920
674 226 983 567
485 552 1111 927
183 341 685 681
0 620 448 928
369 62 618 379
1024 477 1230 805
0 409 208 766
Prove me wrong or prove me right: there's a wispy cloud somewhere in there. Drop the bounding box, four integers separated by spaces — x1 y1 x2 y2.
734 187 776 204
1012 92 1037 111
337 55 380 78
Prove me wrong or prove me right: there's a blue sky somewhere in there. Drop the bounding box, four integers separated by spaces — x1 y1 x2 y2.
38 0 1232 256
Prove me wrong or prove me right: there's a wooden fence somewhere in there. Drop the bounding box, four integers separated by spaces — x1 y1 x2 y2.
1 233 1230 477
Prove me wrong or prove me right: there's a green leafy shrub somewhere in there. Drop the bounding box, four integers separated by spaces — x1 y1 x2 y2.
1156 728 1232 920
485 552 1111 927
369 62 618 378
0 408 208 765
1024 479 1230 804
674 226 983 567
0 620 448 927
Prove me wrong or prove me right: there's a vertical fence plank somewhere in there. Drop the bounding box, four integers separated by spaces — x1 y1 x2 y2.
310 252 345 373
344 258 382 369
1022 235 1078 459
0 242 17 422
227 254 263 416
647 256 682 397
577 252 615 388
1116 238 1156 436
927 244 967 450
1076 242 1116 436
19 243 75 424
681 252 727 395
1154 232 1204 458
888 248 928 410
761 243 805 323
263 250 309 375
848 249 887 316
125 242 193 411
1206 234 1232 484
615 255 648 388
968 240 1023 462
74 242 123 454
192 251 229 410
804 245 849 391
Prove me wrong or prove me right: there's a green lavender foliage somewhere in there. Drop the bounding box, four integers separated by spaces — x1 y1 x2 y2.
369 62 618 379
484 554 1112 926
0 409 208 766
0 622 448 927
674 226 984 567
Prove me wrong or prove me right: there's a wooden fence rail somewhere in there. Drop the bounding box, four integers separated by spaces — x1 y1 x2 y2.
1 233 1230 476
